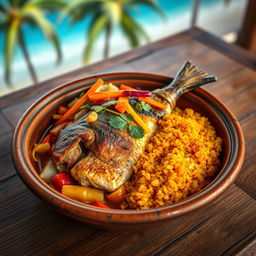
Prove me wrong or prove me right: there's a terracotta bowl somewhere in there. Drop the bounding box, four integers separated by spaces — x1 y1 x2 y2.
12 72 245 229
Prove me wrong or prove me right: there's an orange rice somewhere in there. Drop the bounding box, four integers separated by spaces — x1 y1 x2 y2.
122 108 222 210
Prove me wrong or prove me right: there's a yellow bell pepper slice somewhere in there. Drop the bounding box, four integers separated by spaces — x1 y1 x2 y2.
62 185 104 203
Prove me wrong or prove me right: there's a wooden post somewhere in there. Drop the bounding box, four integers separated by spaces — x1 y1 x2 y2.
236 0 256 52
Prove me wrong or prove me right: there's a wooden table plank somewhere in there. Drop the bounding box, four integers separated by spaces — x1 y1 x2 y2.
0 111 12 136
1 98 39 128
153 186 256 256
0 154 16 181
236 238 256 256
189 28 256 70
0 133 12 158
0 178 254 256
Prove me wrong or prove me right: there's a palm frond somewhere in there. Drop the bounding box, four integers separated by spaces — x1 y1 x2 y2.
224 0 232 6
83 13 107 63
129 0 167 20
4 19 19 85
123 11 150 42
0 18 9 29
104 1 122 25
22 7 62 64
59 0 100 21
68 3 99 25
24 0 67 11
9 0 30 8
0 3 8 14
120 13 140 47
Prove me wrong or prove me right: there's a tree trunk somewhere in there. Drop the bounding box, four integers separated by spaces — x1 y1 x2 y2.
104 22 112 59
18 30 38 85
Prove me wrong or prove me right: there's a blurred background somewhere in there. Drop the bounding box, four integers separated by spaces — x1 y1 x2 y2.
0 0 253 96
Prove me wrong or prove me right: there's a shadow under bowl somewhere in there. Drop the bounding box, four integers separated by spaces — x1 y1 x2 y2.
12 72 245 229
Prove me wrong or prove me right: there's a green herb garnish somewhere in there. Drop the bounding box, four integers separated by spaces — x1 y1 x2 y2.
109 116 127 130
84 100 145 138
79 92 85 98
90 105 105 112
135 101 152 112
91 100 119 115
120 113 134 122
90 100 118 113
109 113 144 138
80 100 92 109
101 100 117 107
128 125 144 138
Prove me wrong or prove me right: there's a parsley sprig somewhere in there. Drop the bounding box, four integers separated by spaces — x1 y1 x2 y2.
135 101 152 112
81 100 145 138
109 114 144 139
91 100 120 115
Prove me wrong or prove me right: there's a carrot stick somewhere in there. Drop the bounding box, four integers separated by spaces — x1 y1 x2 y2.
115 96 129 113
56 79 104 125
119 84 136 90
137 97 167 110
88 90 124 101
125 102 151 134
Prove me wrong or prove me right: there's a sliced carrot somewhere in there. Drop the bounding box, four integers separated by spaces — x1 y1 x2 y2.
137 97 167 110
58 106 69 115
115 96 129 113
56 79 104 125
125 101 151 133
119 84 136 90
88 90 124 101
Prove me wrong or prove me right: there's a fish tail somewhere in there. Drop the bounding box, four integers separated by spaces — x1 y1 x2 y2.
164 60 217 95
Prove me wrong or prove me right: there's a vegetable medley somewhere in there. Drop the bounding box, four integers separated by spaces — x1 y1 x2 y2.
33 79 167 209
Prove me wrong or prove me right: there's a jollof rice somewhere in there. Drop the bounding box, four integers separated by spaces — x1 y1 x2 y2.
122 108 222 210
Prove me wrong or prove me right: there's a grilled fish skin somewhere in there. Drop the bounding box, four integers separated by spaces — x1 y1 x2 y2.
51 61 217 191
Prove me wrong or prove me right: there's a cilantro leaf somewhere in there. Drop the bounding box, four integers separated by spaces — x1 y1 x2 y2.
109 116 127 130
120 113 134 122
141 101 152 112
91 106 104 112
135 101 152 112
102 100 117 107
129 125 144 138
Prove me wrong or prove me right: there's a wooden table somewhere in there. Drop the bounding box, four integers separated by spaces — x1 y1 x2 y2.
1 28 256 256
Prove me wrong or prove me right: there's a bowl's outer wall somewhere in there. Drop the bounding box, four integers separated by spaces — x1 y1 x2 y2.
12 72 245 228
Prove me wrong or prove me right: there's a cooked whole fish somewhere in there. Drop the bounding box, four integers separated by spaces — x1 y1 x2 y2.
51 61 217 192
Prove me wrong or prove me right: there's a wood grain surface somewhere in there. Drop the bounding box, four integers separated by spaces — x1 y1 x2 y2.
0 28 256 256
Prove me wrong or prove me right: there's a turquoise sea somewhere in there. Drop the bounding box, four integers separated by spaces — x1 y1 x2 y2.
0 0 245 94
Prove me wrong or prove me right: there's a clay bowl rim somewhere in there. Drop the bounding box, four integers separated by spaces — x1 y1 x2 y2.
12 72 245 225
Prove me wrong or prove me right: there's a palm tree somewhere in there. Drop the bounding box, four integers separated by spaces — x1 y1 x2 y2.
61 0 166 63
0 0 66 86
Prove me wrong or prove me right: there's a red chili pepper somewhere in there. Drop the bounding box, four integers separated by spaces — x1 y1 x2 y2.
91 201 111 209
41 134 53 144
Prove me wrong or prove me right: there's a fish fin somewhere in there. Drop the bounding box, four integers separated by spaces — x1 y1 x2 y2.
164 60 217 95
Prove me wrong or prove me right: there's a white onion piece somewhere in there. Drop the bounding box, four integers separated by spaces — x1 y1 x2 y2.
40 160 58 183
